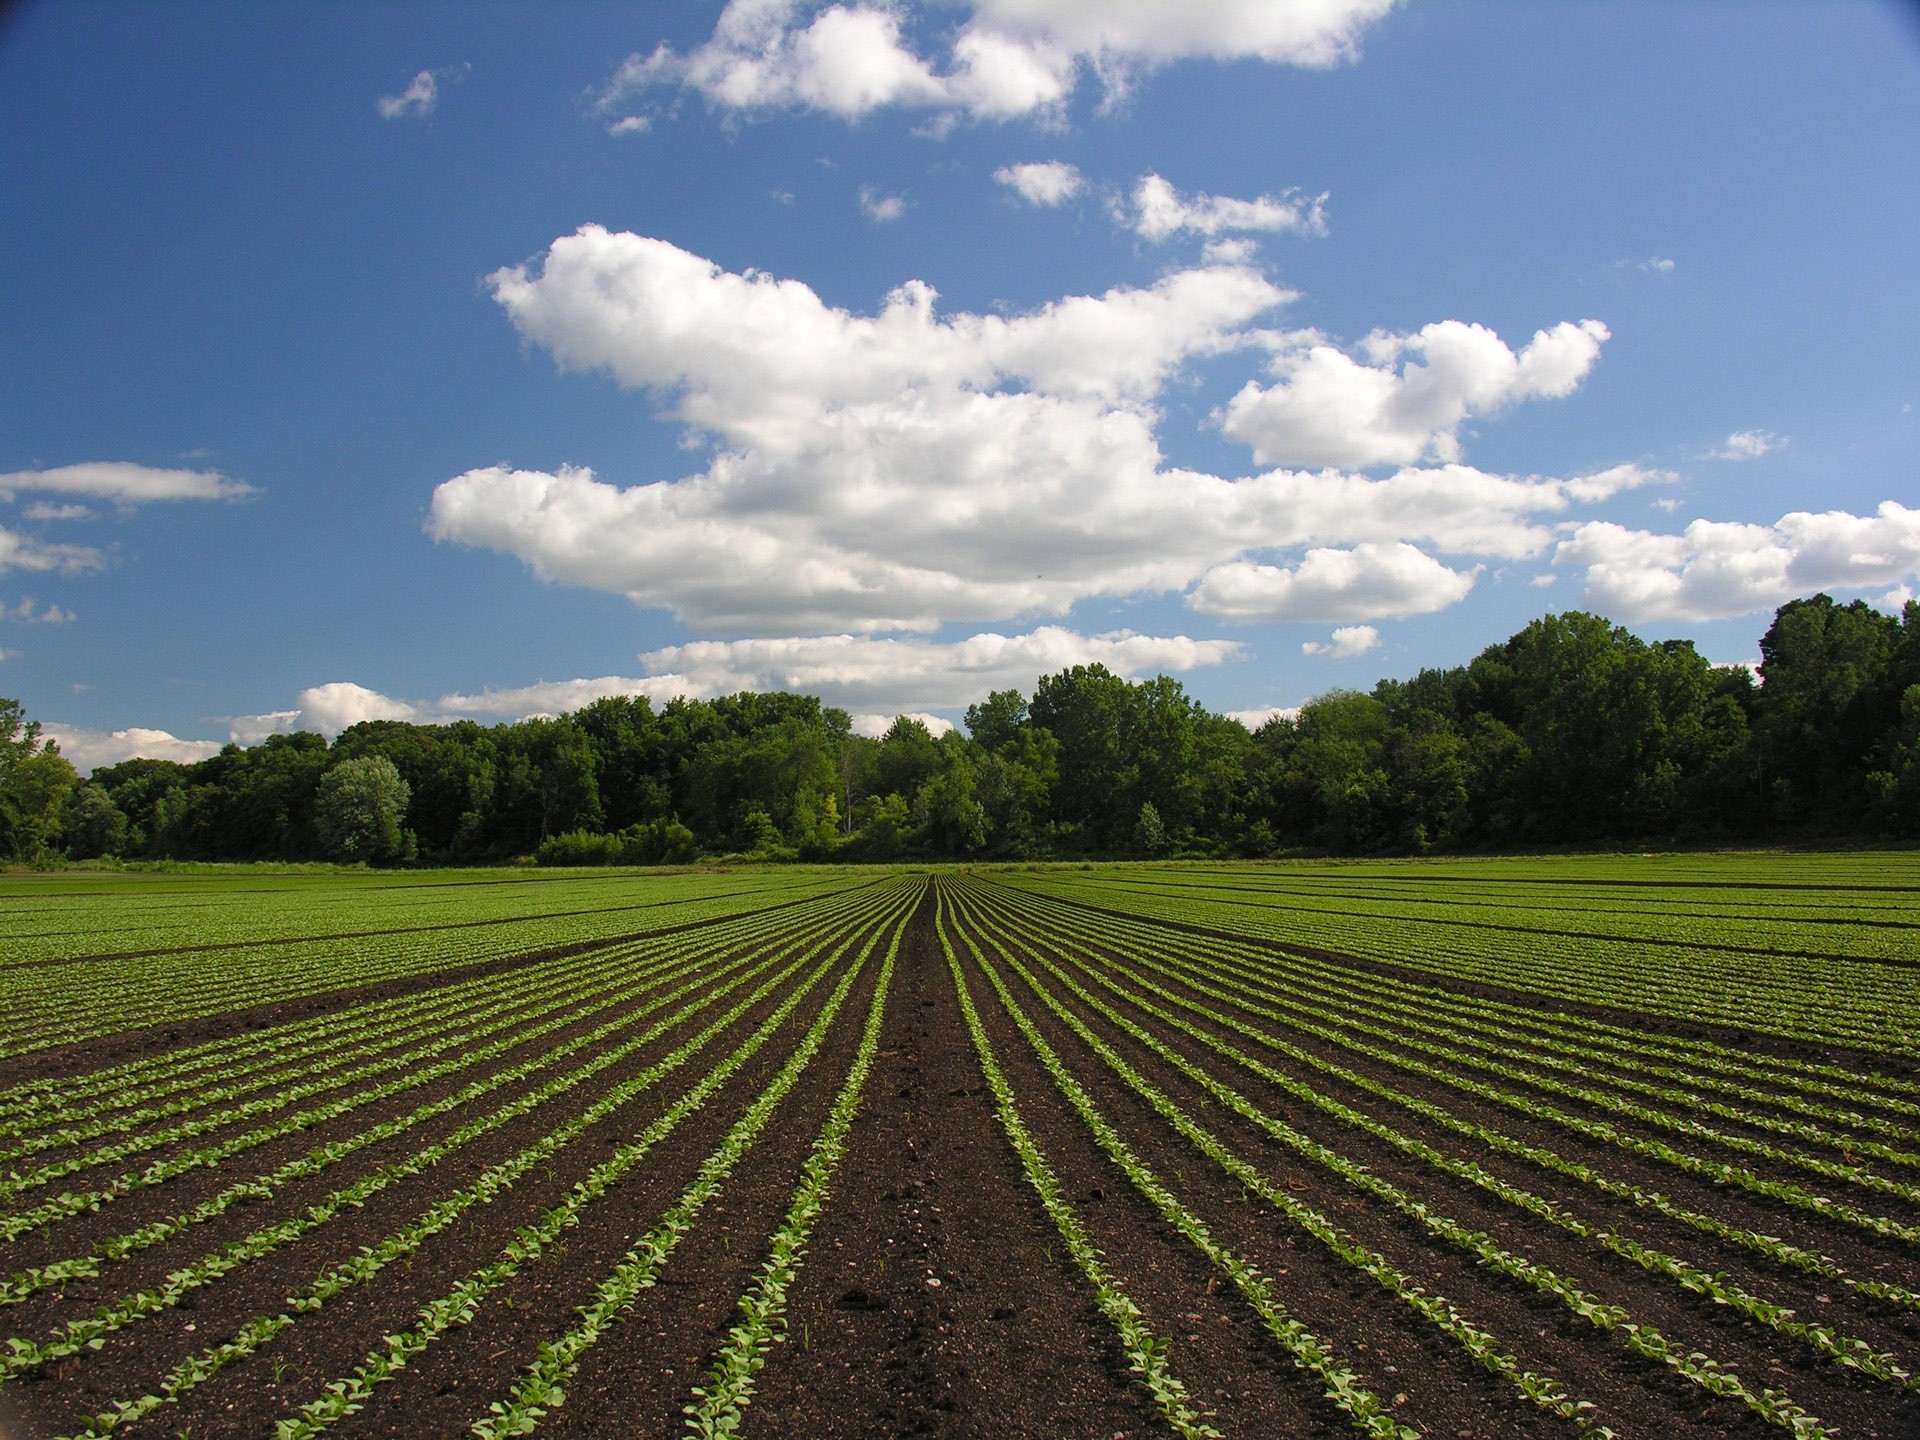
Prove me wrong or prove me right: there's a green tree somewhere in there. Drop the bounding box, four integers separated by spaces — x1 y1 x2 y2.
314 755 412 863
0 698 77 860
63 783 128 859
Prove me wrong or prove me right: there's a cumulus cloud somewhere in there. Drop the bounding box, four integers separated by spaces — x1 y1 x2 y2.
850 711 955 738
42 724 225 775
994 160 1083 206
858 184 906 221
595 0 1396 128
1219 318 1610 470
429 228 1645 636
221 626 1238 751
638 626 1241 711
0 597 76 624
1188 543 1474 622
1709 429 1783 461
1226 705 1300 730
0 525 103 576
1555 501 1920 623
0 461 253 505
1125 173 1327 242
1301 623 1380 659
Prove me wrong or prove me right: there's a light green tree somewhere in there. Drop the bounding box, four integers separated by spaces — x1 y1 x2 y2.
314 755 412 863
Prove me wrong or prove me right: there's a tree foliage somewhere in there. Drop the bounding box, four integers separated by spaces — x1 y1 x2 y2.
12 592 1917 867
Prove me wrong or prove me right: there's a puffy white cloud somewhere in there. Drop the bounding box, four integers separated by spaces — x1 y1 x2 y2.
1188 542 1474 622
850 711 955 738
609 115 652 136
213 627 1237 761
432 228 1656 635
0 462 253 505
0 525 103 576
1226 705 1300 730
377 70 439 119
1301 624 1379 659
42 724 225 774
1555 501 1920 623
227 682 439 746
994 160 1083 206
638 626 1241 711
1709 429 1783 461
0 597 76 624
1220 319 1609 470
433 227 1299 631
858 184 906 221
1125 173 1326 242
596 0 1395 127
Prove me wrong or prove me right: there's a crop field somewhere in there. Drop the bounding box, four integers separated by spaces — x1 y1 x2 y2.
1 855 1918 1440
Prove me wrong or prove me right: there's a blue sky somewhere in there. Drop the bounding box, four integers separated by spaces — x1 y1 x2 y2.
3 0 1916 771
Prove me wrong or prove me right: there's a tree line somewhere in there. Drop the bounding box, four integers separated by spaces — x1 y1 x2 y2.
4 593 1916 867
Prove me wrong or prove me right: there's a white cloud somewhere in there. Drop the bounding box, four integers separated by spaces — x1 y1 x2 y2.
1227 705 1300 729
1219 318 1609 470
378 69 439 119
42 724 225 774
1555 501 1920 623
22 503 93 522
1301 623 1380 659
994 160 1083 206
1709 429 1783 461
223 627 1238 748
0 525 103 576
850 711 955 738
0 647 18 662
609 115 652 136
858 184 906 221
430 228 1663 636
0 462 253 505
1126 173 1326 242
637 626 1241 712
1188 543 1474 622
0 597 76 624
596 0 1396 127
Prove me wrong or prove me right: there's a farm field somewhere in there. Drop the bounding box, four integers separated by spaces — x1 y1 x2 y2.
1 855 1918 1440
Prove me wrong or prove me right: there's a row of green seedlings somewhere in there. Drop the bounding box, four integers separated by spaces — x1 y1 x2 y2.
30 902 905 1440
0 876 866 1135
1033 873 1920 1057
279 912 902 1440
0 890 904 1397
1004 879 1920 1151
963 884 1917 1395
1040 876 1920 1132
3 932 712 1184
943 884 1607 1437
995 883 1920 1320
951 882 1839 1439
1181 912 1920 1144
0 898 874 1310
0 876 853 1059
0 881 859 1184
1006 881 1920 1242
934 889 1223 1440
681 916 901 1439
1088 866 1919 965
1027 887 1920 1183
940 891 1434 1440
0 882 900 1248
1246 948 1920 1173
